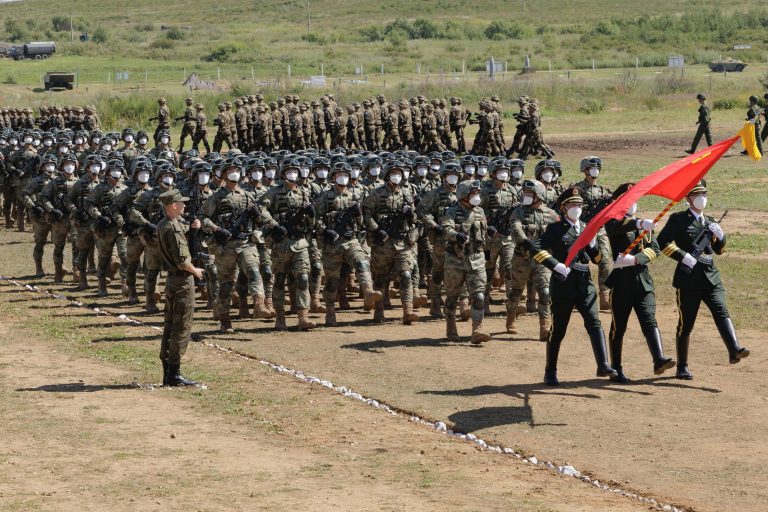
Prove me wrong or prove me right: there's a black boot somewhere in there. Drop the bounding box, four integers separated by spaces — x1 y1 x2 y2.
608 330 625 380
544 337 562 386
544 368 559 386
166 363 198 387
162 360 169 386
646 327 675 375
716 318 750 364
589 328 617 378
675 335 693 380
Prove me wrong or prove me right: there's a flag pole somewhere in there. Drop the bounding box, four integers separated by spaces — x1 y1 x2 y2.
621 199 678 256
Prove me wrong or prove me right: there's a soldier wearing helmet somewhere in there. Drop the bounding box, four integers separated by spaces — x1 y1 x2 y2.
67 153 104 289
22 154 58 276
534 159 564 208
39 153 80 282
152 97 171 144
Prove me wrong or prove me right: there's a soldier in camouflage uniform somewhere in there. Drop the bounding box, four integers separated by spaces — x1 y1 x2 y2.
269 102 283 150
449 97 466 154
507 180 560 340
176 98 197 153
417 161 462 319
234 99 249 152
685 93 712 154
398 100 414 150
534 159 564 209
301 103 315 149
6 131 40 231
66 155 103 290
212 103 233 153
440 180 491 344
345 105 361 150
383 104 401 150
260 158 317 331
192 104 211 153
332 106 346 149
312 101 327 150
422 104 445 152
40 154 80 282
224 101 238 149
202 158 273 333
570 156 613 310
22 155 56 276
364 162 420 325
410 98 422 152
85 159 129 297
120 157 152 304
314 163 382 325
151 98 171 144
128 161 178 312
290 106 305 151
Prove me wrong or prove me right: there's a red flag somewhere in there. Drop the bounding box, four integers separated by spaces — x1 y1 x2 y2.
564 135 739 266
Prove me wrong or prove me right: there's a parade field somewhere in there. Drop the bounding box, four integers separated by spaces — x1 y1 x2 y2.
0 123 766 512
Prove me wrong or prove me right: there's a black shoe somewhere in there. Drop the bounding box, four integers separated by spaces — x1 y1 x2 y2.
676 365 693 380
729 347 750 364
684 149 694 154
740 150 749 155
609 369 630 384
544 368 559 386
166 363 198 387
162 360 169 386
653 358 676 375
596 365 618 378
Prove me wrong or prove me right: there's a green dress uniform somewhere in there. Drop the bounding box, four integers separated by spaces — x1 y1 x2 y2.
527 188 617 386
156 190 197 387
688 99 712 152
656 188 749 379
604 204 674 381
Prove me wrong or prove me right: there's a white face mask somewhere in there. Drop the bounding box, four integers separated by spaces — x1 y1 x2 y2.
430 163 441 172
495 171 509 182
198 173 211 185
226 171 240 182
350 169 361 179
285 170 299 182
10 139 18 145
416 166 428 177
74 137 83 145
315 169 328 179
692 195 707 210
336 175 350 186
89 164 101 175
627 203 638 216
124 136 134 143
369 166 381 177
160 137 170 144
137 171 150 184
44 164 56 172
138 138 148 145
109 170 122 180
265 169 276 179
388 173 402 185
101 144 112 152
23 137 33 144
63 164 76 174
43 140 53 147
99 161 107 171
540 170 554 183
300 167 310 178
468 194 482 206
588 167 600 178
567 206 582 221
33 139 41 146
445 174 459 186
511 170 523 180
523 194 534 206
476 167 487 177
92 137 101 145
403 170 411 180
464 165 476 176
250 171 263 181
161 175 174 186
59 146 69 154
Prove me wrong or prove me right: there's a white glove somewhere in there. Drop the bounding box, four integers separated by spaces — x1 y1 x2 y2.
553 263 571 278
708 222 724 240
681 253 697 269
588 237 597 249
614 254 636 268
636 219 656 231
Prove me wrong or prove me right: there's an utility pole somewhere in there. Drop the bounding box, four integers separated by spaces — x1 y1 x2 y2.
306 0 311 33
70 11 73 42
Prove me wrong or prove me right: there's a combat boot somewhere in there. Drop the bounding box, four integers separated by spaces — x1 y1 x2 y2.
310 294 326 314
76 271 89 291
109 259 121 280
274 306 288 331
166 363 198 387
325 302 338 327
219 312 235 334
238 293 250 319
413 293 429 309
470 318 491 345
127 284 139 305
506 310 518 334
264 297 276 316
34 257 45 278
599 290 611 312
16 215 24 232
373 299 386 323
121 278 129 298
429 298 444 318
53 263 64 284
96 276 108 297
362 283 382 310
252 295 274 319
402 301 419 325
162 360 169 386
539 317 551 342
297 309 316 331
144 294 160 314
446 315 460 341
71 267 80 283
516 303 528 316
458 298 471 322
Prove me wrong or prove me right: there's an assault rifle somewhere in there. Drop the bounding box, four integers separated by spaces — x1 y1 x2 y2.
681 210 728 275
487 205 514 237
273 203 314 241
186 188 207 272
375 202 413 243
581 196 612 224
328 202 360 244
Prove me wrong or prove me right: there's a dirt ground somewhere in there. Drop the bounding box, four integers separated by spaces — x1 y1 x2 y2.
1 131 766 511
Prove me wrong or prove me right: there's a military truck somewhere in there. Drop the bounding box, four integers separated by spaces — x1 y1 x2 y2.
9 41 56 61
708 59 747 72
43 72 75 91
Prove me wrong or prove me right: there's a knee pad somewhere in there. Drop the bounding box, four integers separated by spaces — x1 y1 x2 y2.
399 270 411 283
472 292 485 310
355 260 370 274
324 278 338 294
262 269 273 282
311 261 323 274
296 273 310 291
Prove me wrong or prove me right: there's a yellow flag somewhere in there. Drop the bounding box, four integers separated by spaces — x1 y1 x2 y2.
739 122 762 161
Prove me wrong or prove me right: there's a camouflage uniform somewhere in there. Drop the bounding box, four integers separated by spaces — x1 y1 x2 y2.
21 170 53 276
153 98 171 144
177 99 196 153
66 170 101 289
213 104 233 153
192 104 211 153
40 167 79 281
85 176 129 296
345 106 361 149
440 180 490 344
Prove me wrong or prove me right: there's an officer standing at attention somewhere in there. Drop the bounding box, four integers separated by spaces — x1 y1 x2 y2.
656 180 749 380
685 93 712 154
156 189 204 387
527 187 617 386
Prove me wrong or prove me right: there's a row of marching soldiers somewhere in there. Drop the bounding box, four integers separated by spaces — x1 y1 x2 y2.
9 133 749 385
